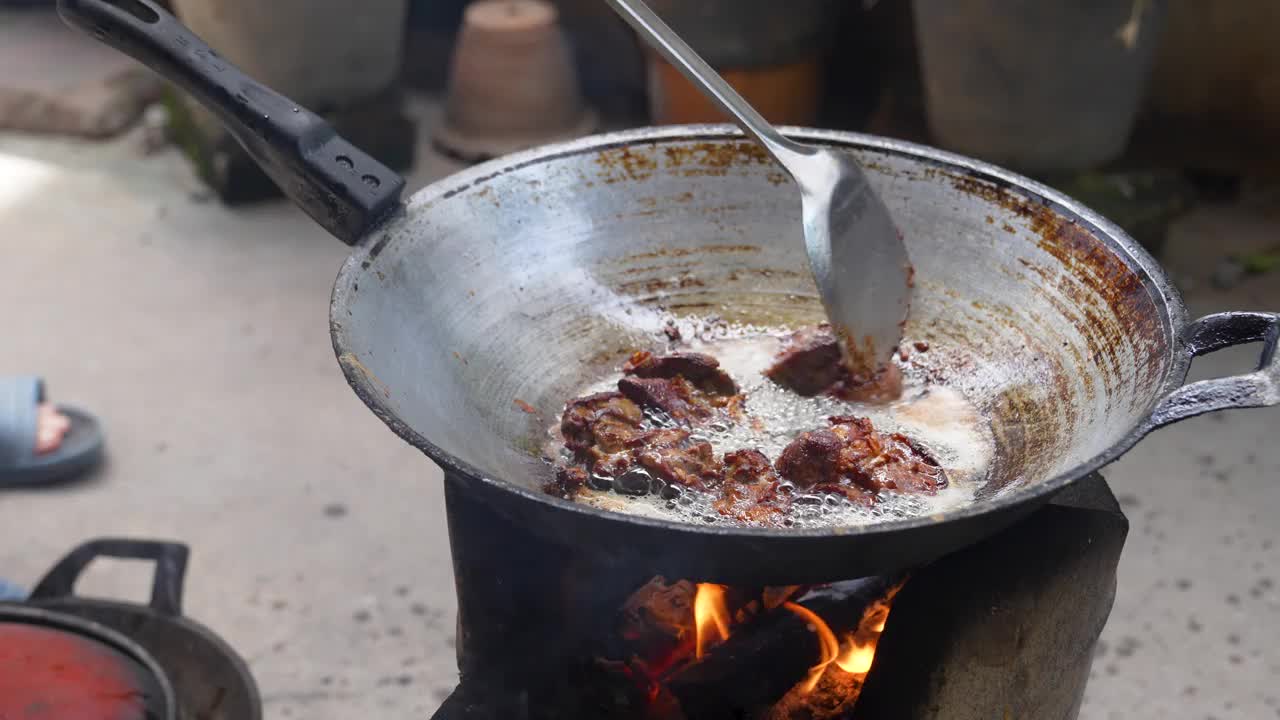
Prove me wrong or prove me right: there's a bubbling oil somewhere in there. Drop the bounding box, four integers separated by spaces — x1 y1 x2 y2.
571 329 994 529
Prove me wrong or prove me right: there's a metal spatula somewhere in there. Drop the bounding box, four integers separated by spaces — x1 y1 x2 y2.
606 0 912 375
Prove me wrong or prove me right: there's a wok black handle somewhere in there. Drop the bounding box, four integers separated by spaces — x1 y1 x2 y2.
57 0 405 245
1147 312 1279 430
29 538 189 617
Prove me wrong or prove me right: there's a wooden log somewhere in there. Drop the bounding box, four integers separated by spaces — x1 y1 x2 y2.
666 576 901 720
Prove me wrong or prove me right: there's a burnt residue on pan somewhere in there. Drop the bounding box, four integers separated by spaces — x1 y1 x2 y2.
594 141 778 184
932 169 1171 493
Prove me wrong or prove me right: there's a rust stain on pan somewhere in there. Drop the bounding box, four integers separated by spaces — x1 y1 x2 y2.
338 352 391 399
946 170 1168 397
616 274 707 295
617 261 701 276
663 141 773 173
986 384 1066 495
621 244 761 261
594 146 658 183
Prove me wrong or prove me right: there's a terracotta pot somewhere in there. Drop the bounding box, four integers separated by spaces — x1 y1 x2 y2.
646 53 822 126
436 0 595 162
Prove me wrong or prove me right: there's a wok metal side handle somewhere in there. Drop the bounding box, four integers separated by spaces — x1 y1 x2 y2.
1147 312 1280 430
29 538 189 617
57 0 405 245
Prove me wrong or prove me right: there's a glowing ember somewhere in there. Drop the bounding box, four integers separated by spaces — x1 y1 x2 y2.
693 583 732 659
835 639 876 674
834 586 899 679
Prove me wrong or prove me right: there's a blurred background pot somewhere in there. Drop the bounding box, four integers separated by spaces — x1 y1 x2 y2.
165 0 414 204
170 0 408 107
642 0 843 126
912 0 1166 173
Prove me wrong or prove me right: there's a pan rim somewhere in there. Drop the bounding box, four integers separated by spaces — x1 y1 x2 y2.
330 124 1189 541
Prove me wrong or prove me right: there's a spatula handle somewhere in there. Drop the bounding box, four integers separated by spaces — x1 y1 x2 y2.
605 0 810 171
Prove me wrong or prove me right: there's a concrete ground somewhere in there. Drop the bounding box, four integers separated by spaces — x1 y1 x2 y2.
0 112 1277 719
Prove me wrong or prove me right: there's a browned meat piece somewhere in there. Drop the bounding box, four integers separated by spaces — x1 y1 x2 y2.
764 325 845 396
766 324 905 403
545 465 589 499
723 448 776 486
828 416 944 494
714 449 790 526
624 427 690 450
618 373 743 423
775 416 945 497
560 392 644 454
715 480 789 526
831 363 904 404
624 351 738 396
774 429 845 487
633 429 723 490
617 376 702 420
827 416 944 494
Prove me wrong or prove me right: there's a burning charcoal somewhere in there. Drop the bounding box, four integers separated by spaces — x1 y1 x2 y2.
762 586 802 610
624 351 738 396
613 467 654 496
561 392 644 454
765 325 845 396
667 576 903 720
616 577 698 684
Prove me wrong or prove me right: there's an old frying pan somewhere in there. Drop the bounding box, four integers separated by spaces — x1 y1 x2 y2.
61 0 1279 586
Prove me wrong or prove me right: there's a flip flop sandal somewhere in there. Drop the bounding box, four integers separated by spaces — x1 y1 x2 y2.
0 578 24 602
0 376 104 487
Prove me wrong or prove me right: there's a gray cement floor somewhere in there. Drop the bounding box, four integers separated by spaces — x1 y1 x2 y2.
0 117 1277 719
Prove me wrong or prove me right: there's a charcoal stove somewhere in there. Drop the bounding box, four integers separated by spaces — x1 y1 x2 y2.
431 472 1127 720
0 538 261 720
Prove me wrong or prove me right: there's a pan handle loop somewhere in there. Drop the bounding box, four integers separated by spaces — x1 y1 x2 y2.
57 0 405 245
1146 312 1279 430
29 538 189 617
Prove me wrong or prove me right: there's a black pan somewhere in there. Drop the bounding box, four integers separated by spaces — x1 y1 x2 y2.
59 0 1279 585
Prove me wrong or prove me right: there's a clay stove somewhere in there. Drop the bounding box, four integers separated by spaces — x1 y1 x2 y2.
432 472 1126 719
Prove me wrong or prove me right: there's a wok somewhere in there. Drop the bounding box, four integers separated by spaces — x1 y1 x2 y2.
62 0 1279 585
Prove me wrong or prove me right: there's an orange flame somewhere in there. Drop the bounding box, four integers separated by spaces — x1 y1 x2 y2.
781 601 841 693
834 588 898 679
689 581 902 699
783 584 901 694
835 638 877 675
693 583 732 659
